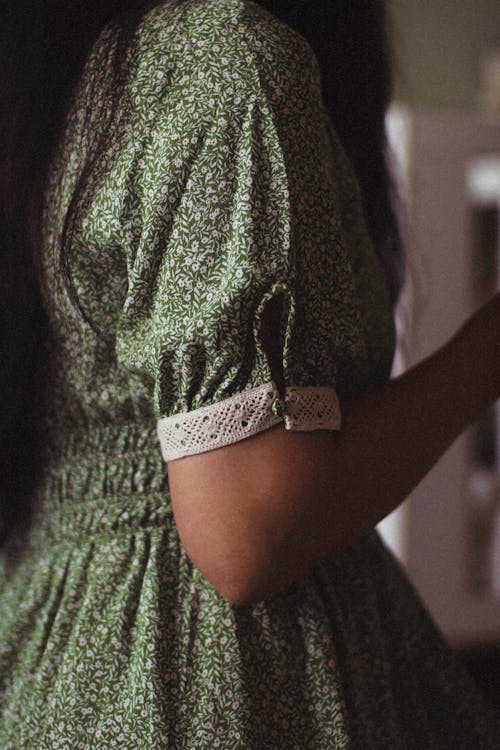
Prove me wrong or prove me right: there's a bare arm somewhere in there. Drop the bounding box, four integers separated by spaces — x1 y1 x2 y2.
167 292 500 606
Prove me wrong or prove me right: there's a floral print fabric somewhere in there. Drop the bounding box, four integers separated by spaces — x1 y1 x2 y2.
1 0 499 747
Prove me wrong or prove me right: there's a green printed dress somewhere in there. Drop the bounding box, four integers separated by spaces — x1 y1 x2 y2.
1 0 499 747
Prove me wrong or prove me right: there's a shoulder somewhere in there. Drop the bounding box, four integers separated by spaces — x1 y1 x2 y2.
131 0 321 98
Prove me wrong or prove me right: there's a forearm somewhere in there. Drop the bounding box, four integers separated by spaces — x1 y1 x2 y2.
259 293 500 600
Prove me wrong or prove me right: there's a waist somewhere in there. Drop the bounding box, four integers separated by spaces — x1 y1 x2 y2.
29 420 172 544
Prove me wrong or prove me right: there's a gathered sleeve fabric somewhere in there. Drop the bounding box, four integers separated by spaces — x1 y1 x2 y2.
115 2 375 462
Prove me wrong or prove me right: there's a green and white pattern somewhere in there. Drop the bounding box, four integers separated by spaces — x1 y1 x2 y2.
0 0 498 747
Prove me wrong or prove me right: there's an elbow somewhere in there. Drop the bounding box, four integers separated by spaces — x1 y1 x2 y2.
201 551 297 607
215 567 281 607
216 579 266 608
187 543 279 607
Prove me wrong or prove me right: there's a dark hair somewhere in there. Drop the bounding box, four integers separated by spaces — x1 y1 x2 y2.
0 0 404 543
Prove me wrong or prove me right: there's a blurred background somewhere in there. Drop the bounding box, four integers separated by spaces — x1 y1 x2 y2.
377 0 500 712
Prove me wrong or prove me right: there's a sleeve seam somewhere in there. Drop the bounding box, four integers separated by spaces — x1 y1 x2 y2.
157 381 341 462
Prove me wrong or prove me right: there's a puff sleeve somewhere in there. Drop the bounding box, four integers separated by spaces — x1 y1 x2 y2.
116 8 371 462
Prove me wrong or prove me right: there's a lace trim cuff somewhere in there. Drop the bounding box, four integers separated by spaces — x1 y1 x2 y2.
157 381 341 462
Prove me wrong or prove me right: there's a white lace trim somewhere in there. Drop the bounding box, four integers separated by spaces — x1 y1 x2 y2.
157 381 341 462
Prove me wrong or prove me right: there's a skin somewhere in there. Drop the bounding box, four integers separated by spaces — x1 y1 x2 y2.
168 291 500 606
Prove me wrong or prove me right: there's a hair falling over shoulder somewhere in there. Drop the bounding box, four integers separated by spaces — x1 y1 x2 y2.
0 0 404 543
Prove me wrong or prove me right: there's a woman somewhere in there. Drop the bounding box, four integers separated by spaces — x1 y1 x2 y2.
1 0 499 746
